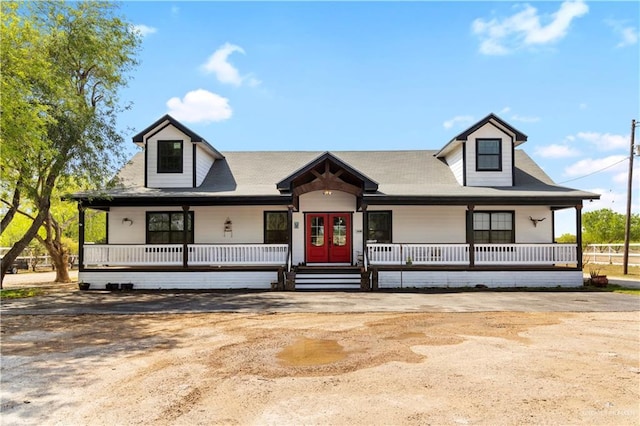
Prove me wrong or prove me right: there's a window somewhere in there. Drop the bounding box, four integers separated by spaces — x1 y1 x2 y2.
264 211 288 244
157 140 183 173
476 139 502 171
473 211 514 243
367 211 392 243
146 212 193 244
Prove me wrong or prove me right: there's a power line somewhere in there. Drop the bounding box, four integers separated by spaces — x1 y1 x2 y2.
557 156 629 184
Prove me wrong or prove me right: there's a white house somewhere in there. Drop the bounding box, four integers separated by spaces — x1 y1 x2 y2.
71 113 598 290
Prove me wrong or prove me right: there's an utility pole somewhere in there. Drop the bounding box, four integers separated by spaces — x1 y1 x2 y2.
623 119 637 275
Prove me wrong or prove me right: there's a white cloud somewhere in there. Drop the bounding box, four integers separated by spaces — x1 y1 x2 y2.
132 24 157 37
613 163 640 184
535 144 580 158
171 5 180 16
472 0 589 55
443 115 474 129
563 155 628 177
606 19 639 48
579 103 587 110
511 114 540 123
166 89 232 123
200 43 261 87
575 131 629 150
499 106 511 114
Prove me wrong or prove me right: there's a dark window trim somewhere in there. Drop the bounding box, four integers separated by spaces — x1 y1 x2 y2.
264 211 289 244
146 211 194 244
476 138 502 172
192 144 197 187
157 140 184 174
471 210 515 243
366 210 393 243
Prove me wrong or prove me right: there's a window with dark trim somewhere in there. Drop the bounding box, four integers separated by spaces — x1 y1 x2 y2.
264 211 289 244
146 211 194 244
367 211 392 243
476 139 502 171
473 211 514 243
157 140 183 173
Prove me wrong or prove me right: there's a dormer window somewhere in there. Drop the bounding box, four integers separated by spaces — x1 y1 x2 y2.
476 139 502 171
157 140 183 173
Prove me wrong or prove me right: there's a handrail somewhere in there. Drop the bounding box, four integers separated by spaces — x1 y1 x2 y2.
84 243 288 267
368 243 577 266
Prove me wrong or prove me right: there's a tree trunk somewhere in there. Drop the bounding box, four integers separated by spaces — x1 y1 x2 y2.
0 183 21 234
51 251 70 283
0 204 50 287
37 212 71 283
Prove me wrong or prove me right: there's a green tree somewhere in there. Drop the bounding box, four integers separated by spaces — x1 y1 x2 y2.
1 1 140 284
555 233 576 244
582 208 640 244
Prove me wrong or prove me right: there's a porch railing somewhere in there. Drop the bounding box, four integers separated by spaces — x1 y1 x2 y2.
84 244 183 266
474 244 576 265
367 243 577 266
83 244 288 267
188 244 288 265
367 243 470 265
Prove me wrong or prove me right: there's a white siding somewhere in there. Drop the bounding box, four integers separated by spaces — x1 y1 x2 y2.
146 126 193 188
378 270 583 288
465 123 514 187
195 145 215 187
108 207 150 243
369 206 467 243
108 206 289 244
444 145 464 185
107 204 554 247
192 206 287 244
299 191 355 211
80 271 276 290
80 269 583 289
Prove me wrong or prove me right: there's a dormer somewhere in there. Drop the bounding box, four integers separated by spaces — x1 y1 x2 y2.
132 115 224 188
435 113 527 187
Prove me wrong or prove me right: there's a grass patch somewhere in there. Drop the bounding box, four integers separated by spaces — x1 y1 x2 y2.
582 283 640 296
0 288 44 299
586 264 640 278
609 287 640 296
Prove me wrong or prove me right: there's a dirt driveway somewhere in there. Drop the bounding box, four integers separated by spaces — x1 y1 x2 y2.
2 291 639 426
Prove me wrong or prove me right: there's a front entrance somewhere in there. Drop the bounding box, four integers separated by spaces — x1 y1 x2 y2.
306 213 351 264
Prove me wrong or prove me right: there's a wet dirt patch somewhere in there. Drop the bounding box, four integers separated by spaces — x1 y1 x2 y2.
277 337 346 366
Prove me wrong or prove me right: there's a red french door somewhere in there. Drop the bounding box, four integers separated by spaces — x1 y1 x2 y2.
306 213 351 263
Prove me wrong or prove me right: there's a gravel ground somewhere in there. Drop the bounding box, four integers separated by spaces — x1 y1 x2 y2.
1 310 639 425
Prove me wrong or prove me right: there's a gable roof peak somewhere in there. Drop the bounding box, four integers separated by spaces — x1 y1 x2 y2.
435 112 528 158
454 112 528 142
276 150 378 193
132 114 224 159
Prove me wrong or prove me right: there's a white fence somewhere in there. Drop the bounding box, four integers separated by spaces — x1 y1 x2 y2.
367 243 577 266
83 244 288 267
583 243 640 266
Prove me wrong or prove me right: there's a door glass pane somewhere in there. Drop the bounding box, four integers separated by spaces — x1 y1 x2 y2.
311 217 324 246
333 216 346 247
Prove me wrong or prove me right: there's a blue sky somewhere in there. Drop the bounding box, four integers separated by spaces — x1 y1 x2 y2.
119 1 639 236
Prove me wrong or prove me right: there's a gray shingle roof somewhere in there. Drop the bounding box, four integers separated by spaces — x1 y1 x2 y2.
81 149 598 202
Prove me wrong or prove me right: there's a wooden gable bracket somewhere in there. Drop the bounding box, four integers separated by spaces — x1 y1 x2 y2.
292 168 363 198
